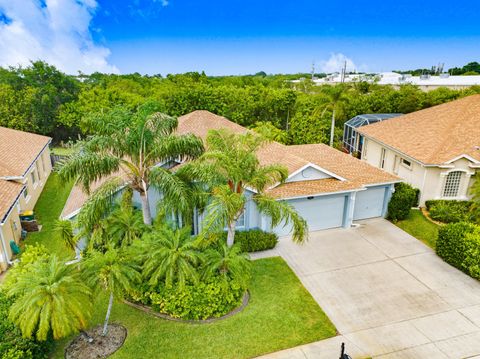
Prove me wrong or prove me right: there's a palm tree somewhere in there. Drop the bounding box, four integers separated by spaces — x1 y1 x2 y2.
82 247 140 336
203 243 251 288
180 129 308 247
7 256 92 340
315 84 350 147
132 225 202 289
57 104 204 225
106 206 146 247
54 219 78 253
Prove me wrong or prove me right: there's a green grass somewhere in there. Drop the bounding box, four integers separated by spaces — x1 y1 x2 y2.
24 173 74 257
395 209 439 249
51 147 75 156
52 257 336 359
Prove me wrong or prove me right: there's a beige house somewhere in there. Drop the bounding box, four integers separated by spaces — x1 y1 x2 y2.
0 126 52 273
356 95 480 205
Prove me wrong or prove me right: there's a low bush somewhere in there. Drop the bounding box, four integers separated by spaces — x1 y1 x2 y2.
0 291 53 359
129 278 245 320
387 183 418 222
425 200 475 223
215 229 278 252
436 222 476 270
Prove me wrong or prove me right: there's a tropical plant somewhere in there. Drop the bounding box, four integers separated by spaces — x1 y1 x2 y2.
57 103 204 225
82 247 141 336
7 256 92 341
132 225 202 289
180 129 307 246
203 243 252 288
105 206 146 247
250 121 288 143
315 84 350 146
54 219 78 253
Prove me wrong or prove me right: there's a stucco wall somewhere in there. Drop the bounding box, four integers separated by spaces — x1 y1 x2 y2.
0 208 22 273
286 166 332 182
18 148 53 212
362 138 478 205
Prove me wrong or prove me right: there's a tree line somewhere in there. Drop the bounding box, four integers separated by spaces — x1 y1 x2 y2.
1 61 479 146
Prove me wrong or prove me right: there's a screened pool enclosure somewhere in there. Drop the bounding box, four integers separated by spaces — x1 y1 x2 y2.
342 113 402 155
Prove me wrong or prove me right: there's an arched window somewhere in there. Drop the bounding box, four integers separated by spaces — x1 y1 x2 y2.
443 171 463 197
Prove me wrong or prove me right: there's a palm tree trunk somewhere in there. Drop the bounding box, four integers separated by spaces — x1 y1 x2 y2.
102 291 114 336
140 192 152 225
329 108 336 147
226 221 235 247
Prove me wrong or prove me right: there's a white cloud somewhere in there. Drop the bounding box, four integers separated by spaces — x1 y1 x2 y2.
0 0 119 74
319 53 357 73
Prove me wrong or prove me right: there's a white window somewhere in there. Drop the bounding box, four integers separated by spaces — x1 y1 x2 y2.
379 148 386 169
443 171 463 198
41 153 46 173
31 170 37 185
36 162 42 180
362 138 368 159
24 186 29 199
401 158 412 169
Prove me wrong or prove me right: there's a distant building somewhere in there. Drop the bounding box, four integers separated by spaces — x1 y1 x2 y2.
292 72 480 91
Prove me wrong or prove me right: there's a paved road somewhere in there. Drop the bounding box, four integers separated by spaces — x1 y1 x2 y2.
253 218 480 358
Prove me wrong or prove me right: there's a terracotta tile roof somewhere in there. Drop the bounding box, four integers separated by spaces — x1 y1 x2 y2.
0 180 23 223
357 94 480 165
0 126 51 177
266 178 363 199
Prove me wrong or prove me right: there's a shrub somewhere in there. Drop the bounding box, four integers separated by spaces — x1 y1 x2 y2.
425 200 475 223
215 229 278 252
463 228 480 279
436 222 476 270
0 291 53 359
140 278 245 320
387 183 418 222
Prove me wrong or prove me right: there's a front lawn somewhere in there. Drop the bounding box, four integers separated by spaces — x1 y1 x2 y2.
24 173 74 257
52 257 336 359
395 209 439 249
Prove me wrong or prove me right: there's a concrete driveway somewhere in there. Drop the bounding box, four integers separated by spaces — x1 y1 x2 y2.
254 218 480 358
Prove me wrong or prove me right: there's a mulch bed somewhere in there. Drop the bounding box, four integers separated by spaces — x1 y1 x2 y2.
65 324 127 359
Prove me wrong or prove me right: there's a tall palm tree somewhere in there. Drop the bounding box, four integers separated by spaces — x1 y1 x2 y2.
57 104 204 225
180 129 308 247
315 84 350 147
82 247 141 336
132 225 202 289
7 256 92 340
203 243 251 288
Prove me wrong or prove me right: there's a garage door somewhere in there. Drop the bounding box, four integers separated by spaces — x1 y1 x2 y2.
274 194 347 236
353 186 387 220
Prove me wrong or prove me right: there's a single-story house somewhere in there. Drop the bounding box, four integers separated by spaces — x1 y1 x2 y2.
0 127 52 272
62 110 399 238
356 94 480 205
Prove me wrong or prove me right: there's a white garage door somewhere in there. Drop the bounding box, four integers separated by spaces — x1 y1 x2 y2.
353 186 387 220
274 194 347 236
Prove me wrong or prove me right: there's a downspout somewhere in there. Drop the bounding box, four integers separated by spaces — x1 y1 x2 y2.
0 224 14 266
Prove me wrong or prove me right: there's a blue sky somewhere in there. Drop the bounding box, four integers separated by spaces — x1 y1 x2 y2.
0 0 479 74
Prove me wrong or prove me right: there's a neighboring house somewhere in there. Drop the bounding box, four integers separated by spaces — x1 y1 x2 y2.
0 127 52 273
356 94 480 205
293 72 480 91
61 110 399 237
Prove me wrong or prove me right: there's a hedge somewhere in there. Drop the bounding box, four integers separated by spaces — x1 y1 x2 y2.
387 183 418 222
425 200 475 223
215 229 278 252
436 222 476 271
